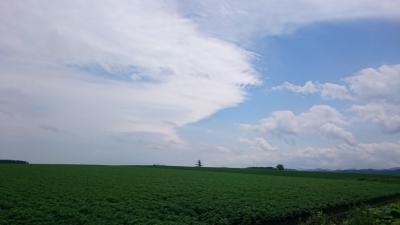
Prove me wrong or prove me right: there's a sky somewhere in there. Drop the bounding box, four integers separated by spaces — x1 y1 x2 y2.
0 0 400 169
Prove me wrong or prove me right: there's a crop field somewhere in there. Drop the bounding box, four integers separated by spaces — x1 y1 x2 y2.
1 165 400 225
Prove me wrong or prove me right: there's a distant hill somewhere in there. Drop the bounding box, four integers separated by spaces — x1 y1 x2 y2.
0 159 29 164
306 167 400 176
335 168 400 176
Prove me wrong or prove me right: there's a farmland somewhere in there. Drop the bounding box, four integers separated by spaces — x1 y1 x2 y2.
1 165 400 225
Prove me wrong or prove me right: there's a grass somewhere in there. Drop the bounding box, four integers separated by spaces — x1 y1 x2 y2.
1 164 400 225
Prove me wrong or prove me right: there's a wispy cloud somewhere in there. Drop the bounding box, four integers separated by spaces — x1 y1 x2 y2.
272 81 319 94
178 0 400 43
272 81 352 100
0 0 259 143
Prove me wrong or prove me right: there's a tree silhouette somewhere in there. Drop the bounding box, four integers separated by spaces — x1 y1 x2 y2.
276 164 284 170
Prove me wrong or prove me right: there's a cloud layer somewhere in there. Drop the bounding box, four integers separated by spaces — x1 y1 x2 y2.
348 65 400 133
242 105 355 145
1 1 399 168
245 64 400 169
272 64 400 134
178 0 400 43
0 0 258 143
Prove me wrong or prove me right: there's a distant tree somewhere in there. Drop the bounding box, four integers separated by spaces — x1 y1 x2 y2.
196 160 202 167
0 160 28 164
247 167 274 170
276 164 284 170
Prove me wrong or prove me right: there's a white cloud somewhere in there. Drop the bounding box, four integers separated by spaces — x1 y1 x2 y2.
0 0 259 143
351 103 400 134
288 142 400 169
240 137 277 152
241 111 299 134
242 105 355 144
319 123 356 145
298 105 347 127
272 81 352 100
347 64 400 133
178 0 400 43
221 141 400 169
271 81 318 94
346 64 400 103
272 64 400 134
1 0 399 167
320 83 352 100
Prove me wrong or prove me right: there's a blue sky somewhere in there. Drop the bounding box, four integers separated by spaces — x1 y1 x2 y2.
181 19 400 142
0 1 400 169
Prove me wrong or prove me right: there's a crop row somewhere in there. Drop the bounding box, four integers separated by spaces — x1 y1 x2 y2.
1 165 399 225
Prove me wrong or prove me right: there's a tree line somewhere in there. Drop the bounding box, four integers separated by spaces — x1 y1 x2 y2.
0 159 29 164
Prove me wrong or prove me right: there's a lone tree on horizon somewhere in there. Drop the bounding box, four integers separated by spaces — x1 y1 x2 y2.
276 164 284 170
196 160 202 167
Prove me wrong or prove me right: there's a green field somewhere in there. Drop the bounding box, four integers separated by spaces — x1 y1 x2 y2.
1 165 400 225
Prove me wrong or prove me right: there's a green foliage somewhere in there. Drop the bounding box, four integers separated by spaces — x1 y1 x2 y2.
342 206 376 225
276 164 284 170
158 165 400 184
301 202 400 225
300 211 337 225
368 201 400 225
0 164 400 225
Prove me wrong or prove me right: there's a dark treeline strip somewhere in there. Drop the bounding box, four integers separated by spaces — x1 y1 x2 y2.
0 159 29 164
